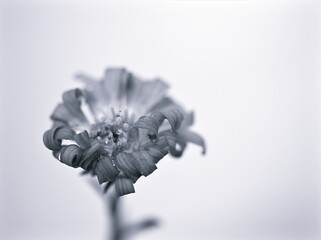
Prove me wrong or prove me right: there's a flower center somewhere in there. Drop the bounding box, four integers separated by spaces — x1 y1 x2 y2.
90 110 131 157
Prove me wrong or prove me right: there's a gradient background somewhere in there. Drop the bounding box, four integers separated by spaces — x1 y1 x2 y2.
0 1 320 239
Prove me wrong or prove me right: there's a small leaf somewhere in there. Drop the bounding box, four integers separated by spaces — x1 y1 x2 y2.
122 218 159 238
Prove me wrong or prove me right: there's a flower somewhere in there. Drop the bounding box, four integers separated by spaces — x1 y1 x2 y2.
43 68 206 196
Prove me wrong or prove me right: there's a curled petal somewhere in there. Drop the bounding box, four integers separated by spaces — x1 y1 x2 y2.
133 116 159 138
179 130 206 154
43 128 61 151
149 108 184 133
150 111 165 126
159 108 184 131
159 131 187 157
60 144 82 167
116 153 141 182
95 156 119 184
140 150 158 166
155 135 170 150
131 151 157 177
55 127 75 140
145 147 168 164
115 173 135 196
80 140 101 170
74 131 90 149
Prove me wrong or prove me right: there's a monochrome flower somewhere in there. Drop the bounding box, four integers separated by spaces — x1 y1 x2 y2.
43 68 205 196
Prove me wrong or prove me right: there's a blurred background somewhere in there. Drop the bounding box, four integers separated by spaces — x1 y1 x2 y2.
0 0 320 239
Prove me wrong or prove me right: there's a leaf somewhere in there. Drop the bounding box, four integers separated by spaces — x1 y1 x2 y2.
122 218 159 238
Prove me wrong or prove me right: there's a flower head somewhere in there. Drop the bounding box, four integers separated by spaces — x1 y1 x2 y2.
43 68 205 196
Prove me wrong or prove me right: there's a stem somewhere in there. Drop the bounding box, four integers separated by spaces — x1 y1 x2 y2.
86 177 158 240
85 177 124 240
108 192 122 240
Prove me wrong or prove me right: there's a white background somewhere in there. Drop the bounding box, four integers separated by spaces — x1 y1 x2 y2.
0 1 320 240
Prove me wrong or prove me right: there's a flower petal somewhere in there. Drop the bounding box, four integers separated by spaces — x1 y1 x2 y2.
74 131 90 149
114 173 135 196
50 104 75 124
144 147 168 164
179 130 206 154
55 127 75 140
60 144 82 167
63 89 89 123
102 68 130 106
80 140 101 170
115 153 141 182
159 108 184 132
76 73 109 119
159 131 187 157
131 151 157 177
133 116 159 138
95 156 119 184
43 128 61 151
181 111 194 128
130 79 169 113
148 97 176 113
